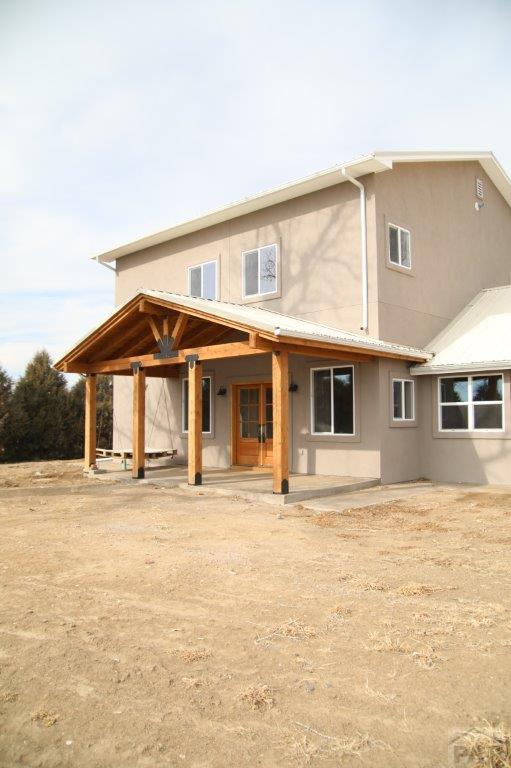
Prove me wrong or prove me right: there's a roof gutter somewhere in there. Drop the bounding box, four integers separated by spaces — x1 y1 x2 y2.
96 255 116 273
341 168 368 332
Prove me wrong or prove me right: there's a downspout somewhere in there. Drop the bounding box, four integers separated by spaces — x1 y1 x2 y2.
341 168 368 332
96 255 116 273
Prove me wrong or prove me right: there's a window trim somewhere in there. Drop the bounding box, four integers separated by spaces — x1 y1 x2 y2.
310 364 355 437
392 378 415 422
388 223 412 270
187 259 218 300
181 375 213 435
438 373 504 433
241 243 279 299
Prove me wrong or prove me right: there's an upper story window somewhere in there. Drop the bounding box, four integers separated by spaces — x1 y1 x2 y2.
393 378 415 421
188 260 217 300
242 244 278 298
182 376 212 434
439 374 504 432
388 224 411 269
311 366 354 435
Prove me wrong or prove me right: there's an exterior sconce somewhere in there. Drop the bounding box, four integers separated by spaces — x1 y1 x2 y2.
289 383 298 393
217 386 227 396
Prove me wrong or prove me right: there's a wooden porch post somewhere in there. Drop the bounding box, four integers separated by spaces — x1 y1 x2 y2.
132 364 146 479
188 359 202 485
272 350 289 494
84 374 97 471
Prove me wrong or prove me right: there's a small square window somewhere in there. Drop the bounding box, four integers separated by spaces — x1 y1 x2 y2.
388 224 412 269
188 261 217 300
242 244 278 298
392 379 415 421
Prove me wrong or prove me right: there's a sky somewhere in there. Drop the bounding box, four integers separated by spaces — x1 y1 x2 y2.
1 0 511 379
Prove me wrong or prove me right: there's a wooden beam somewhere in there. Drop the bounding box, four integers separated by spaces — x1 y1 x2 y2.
171 313 188 348
132 365 146 479
138 299 169 316
84 374 97 471
163 316 170 338
249 331 258 348
147 316 162 343
187 360 202 485
272 350 289 495
64 341 268 374
252 336 373 363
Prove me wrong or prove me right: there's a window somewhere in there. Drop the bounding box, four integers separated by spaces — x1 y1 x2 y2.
311 366 354 435
393 379 415 421
182 376 212 434
242 244 278 298
188 261 217 300
388 224 411 269
439 374 503 432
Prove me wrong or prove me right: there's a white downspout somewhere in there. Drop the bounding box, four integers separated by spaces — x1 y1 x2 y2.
341 168 368 332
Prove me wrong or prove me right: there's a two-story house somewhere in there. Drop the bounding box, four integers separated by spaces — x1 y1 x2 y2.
56 151 511 490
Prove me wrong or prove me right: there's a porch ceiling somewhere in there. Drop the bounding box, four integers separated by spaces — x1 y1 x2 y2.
54 289 430 375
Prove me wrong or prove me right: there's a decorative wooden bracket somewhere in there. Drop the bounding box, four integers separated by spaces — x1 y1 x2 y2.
154 336 179 360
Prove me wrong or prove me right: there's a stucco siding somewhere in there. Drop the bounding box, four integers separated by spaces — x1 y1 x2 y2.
113 355 382 479
375 161 511 348
115 176 379 337
418 372 511 485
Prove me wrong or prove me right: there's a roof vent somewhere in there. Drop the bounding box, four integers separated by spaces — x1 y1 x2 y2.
475 177 484 200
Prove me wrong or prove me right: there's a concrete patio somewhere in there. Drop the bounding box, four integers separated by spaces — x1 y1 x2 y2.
94 460 379 505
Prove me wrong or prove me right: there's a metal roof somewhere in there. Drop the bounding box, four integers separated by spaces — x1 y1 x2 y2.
141 290 429 360
411 285 511 375
56 289 431 365
95 151 511 264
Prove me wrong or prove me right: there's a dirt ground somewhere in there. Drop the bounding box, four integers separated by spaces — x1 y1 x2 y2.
0 461 510 767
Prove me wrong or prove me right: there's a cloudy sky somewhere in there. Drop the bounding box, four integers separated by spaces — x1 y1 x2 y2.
1 0 510 378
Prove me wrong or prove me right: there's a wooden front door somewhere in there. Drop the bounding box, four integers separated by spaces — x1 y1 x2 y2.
233 383 273 467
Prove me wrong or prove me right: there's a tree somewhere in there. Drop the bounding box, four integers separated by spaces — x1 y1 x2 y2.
0 365 13 460
66 375 113 458
3 350 69 462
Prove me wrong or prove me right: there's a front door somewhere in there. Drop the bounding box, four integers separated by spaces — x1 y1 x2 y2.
233 383 273 467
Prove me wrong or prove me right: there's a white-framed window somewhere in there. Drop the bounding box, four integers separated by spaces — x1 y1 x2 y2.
182 376 212 434
242 244 278 298
393 379 415 421
438 374 504 432
388 223 411 269
188 260 217 300
310 365 354 436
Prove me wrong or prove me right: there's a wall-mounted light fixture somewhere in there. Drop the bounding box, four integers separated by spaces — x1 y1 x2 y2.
288 383 298 393
217 386 227 396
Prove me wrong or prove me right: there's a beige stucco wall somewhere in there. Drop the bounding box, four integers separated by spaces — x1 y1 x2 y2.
113 354 382 479
375 161 511 348
417 371 511 485
115 176 380 337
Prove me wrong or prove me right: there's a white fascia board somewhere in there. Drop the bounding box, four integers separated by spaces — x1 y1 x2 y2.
410 360 511 376
94 154 392 263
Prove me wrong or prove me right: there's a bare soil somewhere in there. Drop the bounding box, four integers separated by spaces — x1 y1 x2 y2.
0 460 510 767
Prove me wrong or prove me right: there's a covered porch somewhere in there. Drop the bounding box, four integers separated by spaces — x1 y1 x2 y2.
55 289 429 495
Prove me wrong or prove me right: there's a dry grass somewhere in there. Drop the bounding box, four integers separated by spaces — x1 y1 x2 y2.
451 720 511 767
255 619 317 644
240 685 274 710
178 647 211 663
0 692 18 703
331 603 353 617
397 583 442 597
368 631 439 669
31 710 58 727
